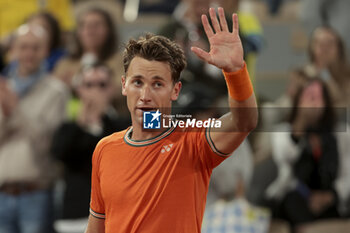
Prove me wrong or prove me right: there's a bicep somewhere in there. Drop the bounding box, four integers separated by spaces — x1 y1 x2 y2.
209 112 250 155
210 94 257 154
85 214 105 233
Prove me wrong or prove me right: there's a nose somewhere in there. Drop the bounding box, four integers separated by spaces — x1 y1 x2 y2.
140 85 152 103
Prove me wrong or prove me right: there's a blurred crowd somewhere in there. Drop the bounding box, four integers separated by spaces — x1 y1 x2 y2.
0 0 349 233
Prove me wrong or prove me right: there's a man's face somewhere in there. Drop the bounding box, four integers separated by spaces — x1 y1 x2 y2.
122 56 182 126
14 31 47 75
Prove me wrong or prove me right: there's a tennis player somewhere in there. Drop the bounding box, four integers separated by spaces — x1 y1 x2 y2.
85 7 258 233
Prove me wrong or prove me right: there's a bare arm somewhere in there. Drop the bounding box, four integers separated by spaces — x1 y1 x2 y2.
85 215 105 233
191 7 258 154
211 95 257 154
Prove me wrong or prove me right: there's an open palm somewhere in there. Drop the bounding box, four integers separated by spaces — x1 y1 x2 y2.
191 7 244 73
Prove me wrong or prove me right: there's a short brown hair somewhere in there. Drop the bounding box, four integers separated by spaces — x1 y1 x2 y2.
123 33 186 83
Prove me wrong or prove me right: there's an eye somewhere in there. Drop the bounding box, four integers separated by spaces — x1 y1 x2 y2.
133 79 142 87
154 82 163 88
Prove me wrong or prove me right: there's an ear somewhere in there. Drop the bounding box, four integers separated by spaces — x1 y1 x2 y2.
121 75 127 96
171 81 182 101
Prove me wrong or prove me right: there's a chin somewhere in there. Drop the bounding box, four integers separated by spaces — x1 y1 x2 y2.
132 114 143 127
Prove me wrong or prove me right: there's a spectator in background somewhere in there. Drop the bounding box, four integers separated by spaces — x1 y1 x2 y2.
55 6 128 117
54 6 127 116
51 64 128 233
26 11 66 72
265 79 350 230
300 0 350 57
0 24 69 233
2 11 66 75
304 26 350 107
54 7 123 91
259 25 349 132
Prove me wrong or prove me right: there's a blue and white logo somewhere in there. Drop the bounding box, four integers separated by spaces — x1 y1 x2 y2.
143 110 161 129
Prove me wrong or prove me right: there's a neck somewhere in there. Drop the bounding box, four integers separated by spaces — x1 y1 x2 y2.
130 124 166 141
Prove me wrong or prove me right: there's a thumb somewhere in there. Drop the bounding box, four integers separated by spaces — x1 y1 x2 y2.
191 47 212 64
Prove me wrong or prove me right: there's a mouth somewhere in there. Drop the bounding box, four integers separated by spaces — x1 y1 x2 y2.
136 107 158 112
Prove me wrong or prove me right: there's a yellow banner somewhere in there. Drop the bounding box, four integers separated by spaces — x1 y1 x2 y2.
0 0 74 38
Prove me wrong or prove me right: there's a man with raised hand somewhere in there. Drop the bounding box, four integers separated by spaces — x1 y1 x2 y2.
85 7 257 233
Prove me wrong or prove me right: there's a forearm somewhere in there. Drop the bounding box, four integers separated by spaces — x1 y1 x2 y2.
209 64 257 154
223 63 258 133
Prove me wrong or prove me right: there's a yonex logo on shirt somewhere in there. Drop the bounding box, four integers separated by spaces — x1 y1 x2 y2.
161 144 173 153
